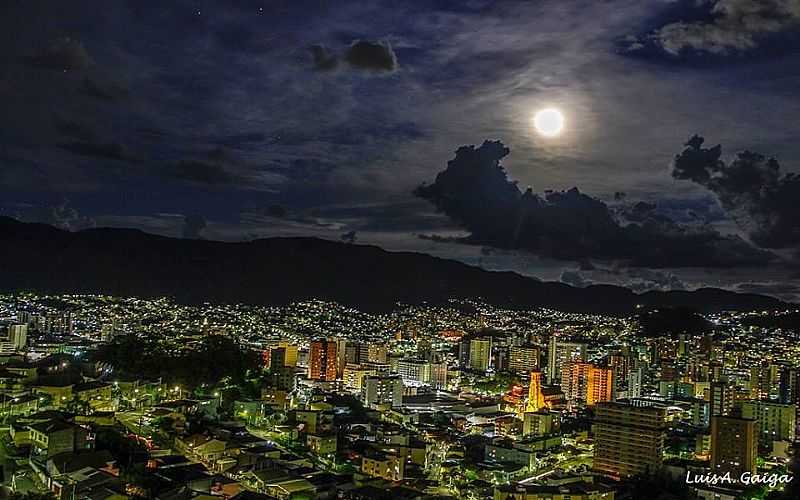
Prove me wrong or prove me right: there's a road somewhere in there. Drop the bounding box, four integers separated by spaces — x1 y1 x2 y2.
117 410 154 438
518 453 593 484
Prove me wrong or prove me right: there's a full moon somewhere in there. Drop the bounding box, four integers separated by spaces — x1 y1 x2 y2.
533 108 565 137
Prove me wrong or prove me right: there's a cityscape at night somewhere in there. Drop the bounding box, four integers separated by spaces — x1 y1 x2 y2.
3 1 800 499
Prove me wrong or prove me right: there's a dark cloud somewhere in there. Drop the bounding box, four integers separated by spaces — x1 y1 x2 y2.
54 118 96 142
182 214 207 239
344 40 397 72
82 77 129 101
416 140 772 267
560 266 688 293
615 201 658 223
736 281 800 295
560 270 591 288
22 37 93 71
340 230 357 243
309 45 339 71
160 148 288 189
165 159 242 186
621 0 800 58
206 132 270 150
57 141 133 162
672 135 800 248
308 40 398 73
265 204 288 218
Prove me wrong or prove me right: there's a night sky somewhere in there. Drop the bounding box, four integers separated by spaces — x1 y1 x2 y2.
3 0 800 300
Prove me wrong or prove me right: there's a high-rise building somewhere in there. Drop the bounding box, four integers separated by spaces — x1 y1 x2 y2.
562 362 613 407
8 324 27 349
751 363 778 400
509 345 540 374
343 364 376 390
264 347 286 372
527 370 545 412
587 366 614 407
523 410 558 437
308 339 338 381
278 342 298 367
710 381 735 417
362 374 403 408
0 324 28 355
627 367 644 399
266 365 296 392
779 367 799 405
710 415 757 480
431 362 448 390
397 359 431 386
367 343 388 364
345 342 369 365
469 338 492 372
740 400 796 446
547 337 587 384
592 401 666 479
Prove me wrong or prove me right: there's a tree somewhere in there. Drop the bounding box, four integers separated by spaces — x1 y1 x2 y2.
9 493 56 500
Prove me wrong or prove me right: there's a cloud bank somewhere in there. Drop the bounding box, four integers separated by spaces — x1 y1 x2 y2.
415 140 771 267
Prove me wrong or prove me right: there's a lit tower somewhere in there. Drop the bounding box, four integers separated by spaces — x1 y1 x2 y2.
527 369 546 412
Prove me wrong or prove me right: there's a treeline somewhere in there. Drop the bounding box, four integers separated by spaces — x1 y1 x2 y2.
92 334 261 388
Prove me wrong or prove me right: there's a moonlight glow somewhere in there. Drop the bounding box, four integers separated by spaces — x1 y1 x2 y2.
533 108 565 137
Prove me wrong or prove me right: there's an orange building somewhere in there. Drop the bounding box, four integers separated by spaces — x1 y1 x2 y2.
587 366 613 406
562 362 613 407
308 339 338 381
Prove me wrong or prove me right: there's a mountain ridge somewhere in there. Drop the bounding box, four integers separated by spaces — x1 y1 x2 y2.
0 216 785 313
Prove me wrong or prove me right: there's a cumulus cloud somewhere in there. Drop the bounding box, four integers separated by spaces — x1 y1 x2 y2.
415 140 772 267
182 214 207 239
345 40 397 71
23 37 93 70
309 40 398 73
622 0 800 56
672 135 800 248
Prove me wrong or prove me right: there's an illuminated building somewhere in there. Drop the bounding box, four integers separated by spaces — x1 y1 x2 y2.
343 363 376 390
509 345 540 374
709 381 735 417
710 415 757 480
523 410 557 437
469 338 492 372
308 339 337 381
397 359 431 386
587 366 613 406
362 374 403 408
592 401 666 479
526 370 545 412
562 362 612 407
277 342 298 367
547 337 586 384
367 343 388 364
740 400 796 446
